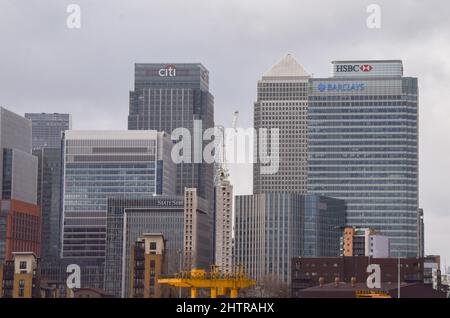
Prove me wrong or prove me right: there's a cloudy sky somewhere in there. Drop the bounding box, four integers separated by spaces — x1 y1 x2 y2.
1 0 449 269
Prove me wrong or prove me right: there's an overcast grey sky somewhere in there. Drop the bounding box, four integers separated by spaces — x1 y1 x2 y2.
1 0 449 269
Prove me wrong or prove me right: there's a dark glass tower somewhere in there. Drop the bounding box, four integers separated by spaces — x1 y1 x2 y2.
25 113 72 149
128 63 215 210
25 113 71 263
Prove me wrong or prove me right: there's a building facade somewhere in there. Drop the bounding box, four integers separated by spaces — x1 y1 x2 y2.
341 227 390 258
183 188 211 271
0 200 41 262
234 193 346 283
33 148 62 262
0 108 40 263
24 113 71 149
253 54 310 194
291 256 424 297
214 179 233 272
308 60 419 257
25 113 71 263
418 208 424 258
104 193 211 298
128 63 215 212
0 252 40 298
61 130 175 260
130 233 167 298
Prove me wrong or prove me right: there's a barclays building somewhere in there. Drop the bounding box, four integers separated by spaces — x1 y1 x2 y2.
308 60 419 258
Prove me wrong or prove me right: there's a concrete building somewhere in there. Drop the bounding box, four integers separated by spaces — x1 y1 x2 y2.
291 256 424 297
253 54 309 194
308 60 419 257
183 188 212 271
61 130 175 261
104 191 211 298
234 193 346 283
128 63 215 214
0 200 41 262
0 107 40 262
418 208 424 257
0 252 40 298
341 227 390 258
423 255 440 285
130 233 167 298
214 178 233 272
0 107 38 205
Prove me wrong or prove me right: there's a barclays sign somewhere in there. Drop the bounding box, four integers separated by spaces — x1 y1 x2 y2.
318 82 365 92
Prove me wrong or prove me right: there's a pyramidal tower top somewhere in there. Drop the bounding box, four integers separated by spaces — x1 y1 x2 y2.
262 54 310 80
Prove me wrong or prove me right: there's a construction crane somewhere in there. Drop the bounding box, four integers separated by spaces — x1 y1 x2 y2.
158 265 255 298
215 110 239 185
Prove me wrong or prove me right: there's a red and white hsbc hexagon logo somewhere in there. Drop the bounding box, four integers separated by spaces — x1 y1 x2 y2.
158 64 176 77
336 64 373 73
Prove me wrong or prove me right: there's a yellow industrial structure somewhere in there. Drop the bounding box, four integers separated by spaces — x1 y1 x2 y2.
355 289 391 298
158 266 256 298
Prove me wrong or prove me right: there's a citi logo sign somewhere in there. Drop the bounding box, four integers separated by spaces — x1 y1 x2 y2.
158 64 177 77
336 64 373 73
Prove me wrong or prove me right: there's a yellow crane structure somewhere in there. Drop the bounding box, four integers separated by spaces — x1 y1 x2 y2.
158 265 256 298
355 289 391 298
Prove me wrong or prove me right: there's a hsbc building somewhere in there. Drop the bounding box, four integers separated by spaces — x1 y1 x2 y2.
308 60 419 258
332 60 404 78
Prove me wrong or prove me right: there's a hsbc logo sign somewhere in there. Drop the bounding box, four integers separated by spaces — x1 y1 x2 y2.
336 64 373 73
158 64 176 77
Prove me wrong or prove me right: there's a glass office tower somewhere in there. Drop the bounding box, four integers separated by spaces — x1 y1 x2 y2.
25 113 71 262
308 60 419 257
128 63 214 212
25 113 71 149
61 130 175 260
234 193 345 283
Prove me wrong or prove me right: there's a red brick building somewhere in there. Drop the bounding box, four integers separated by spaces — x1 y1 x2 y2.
0 199 41 261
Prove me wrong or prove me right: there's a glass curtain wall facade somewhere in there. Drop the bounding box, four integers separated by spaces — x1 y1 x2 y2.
61 131 175 261
24 113 71 149
234 193 345 284
128 63 214 213
104 196 185 298
308 61 418 257
25 113 71 263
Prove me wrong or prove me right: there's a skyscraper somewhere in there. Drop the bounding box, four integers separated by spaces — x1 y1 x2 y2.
253 54 310 194
234 193 346 283
61 130 175 261
128 63 215 210
25 113 71 262
308 60 419 257
24 113 71 149
104 193 210 298
0 107 40 262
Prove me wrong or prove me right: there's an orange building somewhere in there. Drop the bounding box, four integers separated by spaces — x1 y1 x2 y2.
0 199 41 261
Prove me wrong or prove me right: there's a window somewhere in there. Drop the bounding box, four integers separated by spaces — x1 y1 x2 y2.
19 261 27 270
149 242 157 250
18 279 25 297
